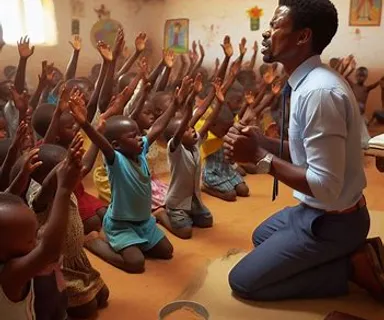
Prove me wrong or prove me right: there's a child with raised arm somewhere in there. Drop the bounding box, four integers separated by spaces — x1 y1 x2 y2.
0 135 83 320
157 77 225 239
27 135 109 319
69 88 177 274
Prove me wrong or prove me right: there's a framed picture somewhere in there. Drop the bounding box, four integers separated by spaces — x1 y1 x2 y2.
349 0 382 26
164 19 189 54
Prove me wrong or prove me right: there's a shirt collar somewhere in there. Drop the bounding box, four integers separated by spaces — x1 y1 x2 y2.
288 55 322 91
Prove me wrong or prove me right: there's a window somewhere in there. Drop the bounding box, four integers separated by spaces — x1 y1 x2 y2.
0 0 57 45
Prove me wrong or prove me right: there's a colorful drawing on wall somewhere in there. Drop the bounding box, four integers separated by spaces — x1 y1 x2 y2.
349 0 382 26
202 24 220 48
247 6 264 31
90 19 122 49
164 19 189 54
70 0 85 18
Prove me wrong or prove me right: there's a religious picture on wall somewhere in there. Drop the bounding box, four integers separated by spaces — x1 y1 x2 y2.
70 0 85 18
247 6 264 31
71 19 80 35
350 0 382 26
164 19 189 54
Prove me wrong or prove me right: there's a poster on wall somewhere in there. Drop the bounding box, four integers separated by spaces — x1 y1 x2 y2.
164 19 189 54
349 0 382 26
70 0 85 18
247 6 264 31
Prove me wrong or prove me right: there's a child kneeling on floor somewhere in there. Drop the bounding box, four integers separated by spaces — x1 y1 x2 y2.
157 76 224 239
69 89 176 274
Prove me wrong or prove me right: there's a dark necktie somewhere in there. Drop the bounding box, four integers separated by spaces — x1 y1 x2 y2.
272 83 291 201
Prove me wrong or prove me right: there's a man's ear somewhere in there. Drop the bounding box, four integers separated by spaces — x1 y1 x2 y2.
297 28 312 47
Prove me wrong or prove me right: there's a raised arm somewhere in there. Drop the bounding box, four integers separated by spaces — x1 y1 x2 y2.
235 37 247 65
6 148 42 196
209 58 220 82
98 29 125 113
217 36 233 81
367 77 383 91
156 50 175 92
87 41 112 122
64 35 82 81
147 89 179 145
129 82 152 120
15 36 34 94
9 85 30 123
115 32 147 81
190 41 205 77
248 41 258 71
170 89 195 152
29 61 55 110
186 42 199 76
1 138 83 303
0 122 28 191
222 60 242 95
147 58 166 87
70 91 115 163
198 80 225 138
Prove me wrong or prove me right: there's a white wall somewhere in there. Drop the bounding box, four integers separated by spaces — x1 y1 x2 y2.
0 0 166 87
161 0 384 113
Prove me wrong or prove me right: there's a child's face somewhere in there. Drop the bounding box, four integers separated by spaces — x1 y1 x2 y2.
356 70 368 85
137 103 155 131
210 119 234 139
0 204 38 261
115 122 144 158
182 126 198 148
226 93 243 113
0 118 7 139
58 114 77 148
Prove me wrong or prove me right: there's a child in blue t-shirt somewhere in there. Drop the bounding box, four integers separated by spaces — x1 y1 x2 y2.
69 91 177 274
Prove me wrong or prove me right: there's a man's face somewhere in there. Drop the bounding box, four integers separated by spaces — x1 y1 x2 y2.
261 6 302 64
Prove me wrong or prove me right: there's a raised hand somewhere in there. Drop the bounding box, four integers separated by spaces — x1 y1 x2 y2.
239 37 247 56
17 36 35 59
163 49 175 68
198 40 205 57
271 80 282 95
230 60 242 77
193 73 203 94
188 50 198 64
135 32 147 53
9 85 30 115
245 91 255 105
39 61 55 85
192 41 198 56
57 133 85 191
69 90 87 125
253 41 259 53
57 85 72 113
350 58 357 70
97 41 113 61
215 58 220 69
69 35 82 51
137 56 149 77
21 148 43 175
13 121 29 149
263 66 275 85
177 76 193 105
113 28 125 59
221 36 233 58
212 78 225 103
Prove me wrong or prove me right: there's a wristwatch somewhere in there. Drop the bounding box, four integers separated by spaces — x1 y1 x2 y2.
256 153 274 174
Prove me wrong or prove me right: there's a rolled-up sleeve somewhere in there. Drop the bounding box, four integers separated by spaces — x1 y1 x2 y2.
301 89 348 203
4 100 19 138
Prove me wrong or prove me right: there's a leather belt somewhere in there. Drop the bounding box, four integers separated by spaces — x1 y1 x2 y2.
302 196 366 214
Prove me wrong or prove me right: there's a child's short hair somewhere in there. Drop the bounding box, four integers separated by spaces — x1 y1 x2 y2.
237 70 257 87
356 66 368 74
210 104 235 138
30 144 67 184
0 138 11 165
104 115 137 144
118 72 137 93
32 104 56 138
164 116 183 143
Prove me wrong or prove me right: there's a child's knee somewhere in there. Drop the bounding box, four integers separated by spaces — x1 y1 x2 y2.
160 239 174 259
83 215 102 234
121 247 146 273
174 227 193 240
67 298 98 319
236 183 250 197
96 285 109 308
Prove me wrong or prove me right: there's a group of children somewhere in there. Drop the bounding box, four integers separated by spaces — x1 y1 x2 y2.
0 25 381 319
329 55 384 148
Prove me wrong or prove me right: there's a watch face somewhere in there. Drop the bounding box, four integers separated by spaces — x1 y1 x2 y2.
257 160 269 174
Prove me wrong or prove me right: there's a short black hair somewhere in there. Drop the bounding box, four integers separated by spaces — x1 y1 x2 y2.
32 103 56 138
279 0 338 54
30 144 67 184
357 66 368 74
104 115 137 143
